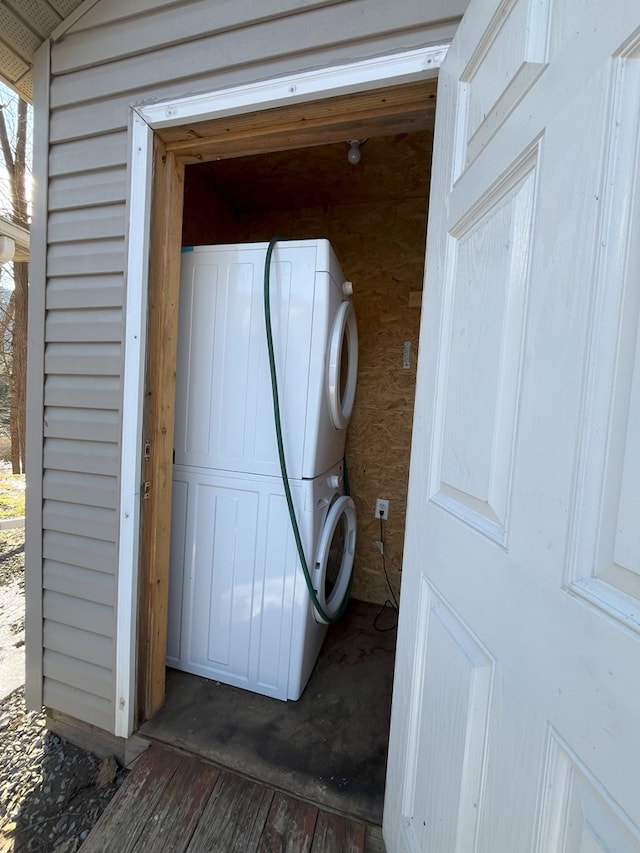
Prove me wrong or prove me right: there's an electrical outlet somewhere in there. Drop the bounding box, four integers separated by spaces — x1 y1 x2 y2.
403 340 411 369
375 499 389 520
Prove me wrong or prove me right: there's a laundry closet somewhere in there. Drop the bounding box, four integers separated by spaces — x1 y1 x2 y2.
143 125 435 821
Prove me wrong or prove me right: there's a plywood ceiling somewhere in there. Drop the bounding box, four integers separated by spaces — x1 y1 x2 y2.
185 129 434 214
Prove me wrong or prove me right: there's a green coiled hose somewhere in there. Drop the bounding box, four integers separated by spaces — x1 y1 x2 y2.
263 237 352 624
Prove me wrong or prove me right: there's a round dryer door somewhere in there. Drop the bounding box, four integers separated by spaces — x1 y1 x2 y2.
313 495 356 624
327 300 358 430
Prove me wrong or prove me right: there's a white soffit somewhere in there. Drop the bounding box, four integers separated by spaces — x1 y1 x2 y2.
0 0 89 101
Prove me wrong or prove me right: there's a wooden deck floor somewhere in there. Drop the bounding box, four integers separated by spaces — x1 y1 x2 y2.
82 744 368 852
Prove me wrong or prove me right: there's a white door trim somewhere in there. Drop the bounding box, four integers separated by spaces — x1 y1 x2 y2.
115 110 154 737
136 45 448 130
115 43 448 737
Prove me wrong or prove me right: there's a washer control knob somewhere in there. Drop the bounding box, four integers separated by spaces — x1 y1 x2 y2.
327 474 342 489
342 280 353 297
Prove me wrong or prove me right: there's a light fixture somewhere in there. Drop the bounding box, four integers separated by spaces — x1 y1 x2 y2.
347 140 362 165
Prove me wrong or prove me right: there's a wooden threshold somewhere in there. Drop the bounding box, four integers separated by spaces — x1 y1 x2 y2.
82 744 368 853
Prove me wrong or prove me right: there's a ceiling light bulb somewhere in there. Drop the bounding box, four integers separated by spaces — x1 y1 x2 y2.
347 140 361 165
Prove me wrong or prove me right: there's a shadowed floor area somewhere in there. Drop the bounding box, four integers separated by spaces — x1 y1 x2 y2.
140 599 397 825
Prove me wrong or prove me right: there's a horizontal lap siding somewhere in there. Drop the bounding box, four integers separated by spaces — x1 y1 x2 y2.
47 241 126 278
44 650 113 701
43 530 117 574
44 408 120 443
43 470 118 509
44 560 115 606
41 155 120 744
44 343 122 375
43 678 113 732
48 205 127 243
51 0 342 72
43 500 116 542
44 590 114 636
49 132 128 174
49 169 128 210
46 276 124 309
42 0 462 733
45 377 121 409
50 7 453 108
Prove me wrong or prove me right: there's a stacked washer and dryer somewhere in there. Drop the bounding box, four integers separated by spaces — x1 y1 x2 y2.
166 239 358 700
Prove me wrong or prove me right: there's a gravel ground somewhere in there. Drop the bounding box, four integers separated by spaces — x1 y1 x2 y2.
0 530 129 852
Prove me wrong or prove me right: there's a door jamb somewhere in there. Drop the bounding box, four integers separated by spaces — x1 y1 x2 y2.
116 44 448 738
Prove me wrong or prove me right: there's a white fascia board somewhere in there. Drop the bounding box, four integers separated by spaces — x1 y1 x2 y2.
50 0 102 42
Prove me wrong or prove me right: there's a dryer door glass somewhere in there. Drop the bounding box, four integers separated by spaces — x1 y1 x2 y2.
313 495 356 623
327 301 358 430
325 510 345 597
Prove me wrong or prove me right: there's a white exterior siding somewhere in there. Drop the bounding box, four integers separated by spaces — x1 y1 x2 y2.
49 133 128 174
31 0 465 733
48 206 127 244
44 376 122 409
48 168 128 210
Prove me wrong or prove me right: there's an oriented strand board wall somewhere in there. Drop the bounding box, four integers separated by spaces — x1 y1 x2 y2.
182 136 431 605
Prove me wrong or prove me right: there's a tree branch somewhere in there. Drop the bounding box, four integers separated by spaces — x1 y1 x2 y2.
0 104 15 184
13 100 28 225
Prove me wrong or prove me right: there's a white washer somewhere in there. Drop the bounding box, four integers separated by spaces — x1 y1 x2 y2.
173 240 358 480
167 462 356 700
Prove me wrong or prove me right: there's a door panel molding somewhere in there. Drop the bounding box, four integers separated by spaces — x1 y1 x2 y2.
454 0 551 180
535 728 640 852
566 37 640 634
400 579 494 852
429 145 538 546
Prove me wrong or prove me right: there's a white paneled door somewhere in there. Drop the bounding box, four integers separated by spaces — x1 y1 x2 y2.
385 1 640 851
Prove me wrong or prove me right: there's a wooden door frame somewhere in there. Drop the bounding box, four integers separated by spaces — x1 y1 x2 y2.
116 46 445 737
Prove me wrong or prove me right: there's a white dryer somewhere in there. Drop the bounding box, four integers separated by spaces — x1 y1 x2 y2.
173 240 358 480
166 462 356 700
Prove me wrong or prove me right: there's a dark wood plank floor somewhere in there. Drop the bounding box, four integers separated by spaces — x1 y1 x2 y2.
82 744 366 852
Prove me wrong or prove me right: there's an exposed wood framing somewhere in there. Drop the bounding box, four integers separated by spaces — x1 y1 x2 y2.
137 78 436 723
137 138 185 722
159 79 437 163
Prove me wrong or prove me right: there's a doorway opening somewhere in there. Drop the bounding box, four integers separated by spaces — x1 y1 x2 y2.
135 77 437 825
